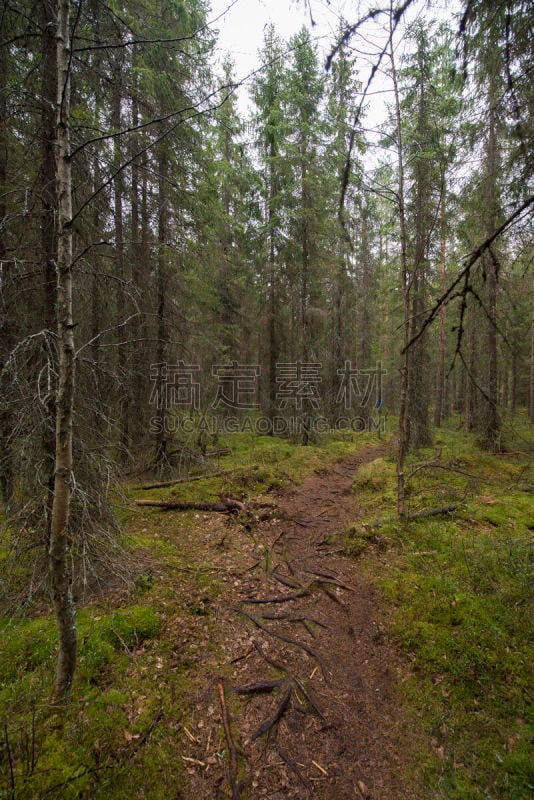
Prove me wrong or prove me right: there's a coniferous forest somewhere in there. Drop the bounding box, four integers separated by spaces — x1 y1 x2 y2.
0 1 533 798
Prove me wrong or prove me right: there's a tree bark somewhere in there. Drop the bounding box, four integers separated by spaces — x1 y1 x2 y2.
530 303 534 424
113 76 129 463
0 35 14 503
154 146 169 466
41 0 59 535
434 197 447 427
49 0 77 704
389 20 409 519
480 67 501 449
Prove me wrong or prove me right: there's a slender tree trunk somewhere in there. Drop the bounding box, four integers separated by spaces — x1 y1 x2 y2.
49 0 77 704
41 0 58 537
112 79 129 463
406 37 432 450
434 198 447 427
267 150 278 429
466 305 478 431
390 22 409 518
130 82 147 445
0 37 14 503
480 72 500 449
154 148 169 465
530 305 534 424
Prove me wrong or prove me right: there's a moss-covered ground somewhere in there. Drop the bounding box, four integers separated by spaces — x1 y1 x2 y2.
347 414 534 800
0 429 373 799
1 418 532 798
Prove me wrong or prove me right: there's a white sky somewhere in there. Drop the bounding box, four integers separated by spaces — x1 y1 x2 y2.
207 0 461 144
208 0 367 112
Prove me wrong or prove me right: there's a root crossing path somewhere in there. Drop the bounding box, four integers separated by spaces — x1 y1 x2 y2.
218 443 414 800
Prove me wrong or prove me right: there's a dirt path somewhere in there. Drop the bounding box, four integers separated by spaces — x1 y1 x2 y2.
200 442 415 800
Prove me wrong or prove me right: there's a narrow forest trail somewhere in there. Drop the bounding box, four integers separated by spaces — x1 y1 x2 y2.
188 442 418 800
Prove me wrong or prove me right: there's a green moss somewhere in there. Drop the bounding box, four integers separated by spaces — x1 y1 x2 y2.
353 421 534 799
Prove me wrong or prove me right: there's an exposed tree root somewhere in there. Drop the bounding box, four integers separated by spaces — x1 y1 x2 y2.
271 572 302 590
252 639 288 674
242 591 309 604
234 680 285 695
233 607 328 681
259 613 329 628
249 685 292 742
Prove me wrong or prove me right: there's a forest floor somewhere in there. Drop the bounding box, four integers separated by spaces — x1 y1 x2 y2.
1 423 533 799
181 440 418 800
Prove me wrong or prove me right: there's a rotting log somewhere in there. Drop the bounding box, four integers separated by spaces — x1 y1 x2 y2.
135 499 245 512
365 504 458 528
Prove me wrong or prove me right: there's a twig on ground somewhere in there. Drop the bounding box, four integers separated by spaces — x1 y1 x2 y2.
217 682 240 800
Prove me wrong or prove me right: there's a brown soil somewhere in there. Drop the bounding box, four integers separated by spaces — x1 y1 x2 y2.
181 443 419 800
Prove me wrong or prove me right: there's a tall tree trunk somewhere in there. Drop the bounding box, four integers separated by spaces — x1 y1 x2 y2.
50 0 77 704
267 149 278 429
406 35 432 450
300 152 311 444
530 304 534 424
154 148 169 466
41 0 58 537
112 78 129 463
390 22 409 518
130 82 147 446
480 70 501 449
0 36 14 503
434 197 447 427
466 304 478 431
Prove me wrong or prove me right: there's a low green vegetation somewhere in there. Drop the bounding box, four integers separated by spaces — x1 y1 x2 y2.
347 416 534 799
0 427 374 799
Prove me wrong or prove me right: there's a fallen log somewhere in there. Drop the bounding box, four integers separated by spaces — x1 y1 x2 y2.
135 499 245 512
132 470 232 490
365 504 458 528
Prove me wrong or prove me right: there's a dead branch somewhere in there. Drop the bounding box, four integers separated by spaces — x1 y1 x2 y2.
129 708 164 757
132 470 232 490
217 682 240 800
365 504 458 527
406 462 480 482
135 499 245 512
249 686 292 742
404 193 534 354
